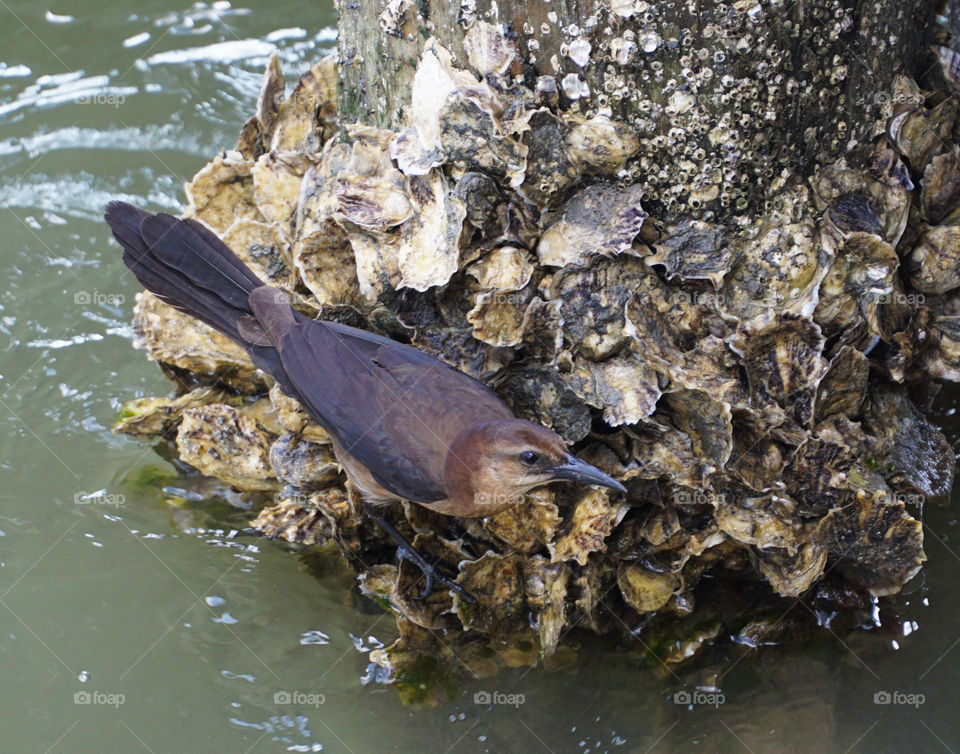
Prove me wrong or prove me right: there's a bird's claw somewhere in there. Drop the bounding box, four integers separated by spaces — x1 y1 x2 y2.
371 514 478 604
397 546 477 604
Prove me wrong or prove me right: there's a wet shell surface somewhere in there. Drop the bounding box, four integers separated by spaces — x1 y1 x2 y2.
176 403 278 492
537 182 647 267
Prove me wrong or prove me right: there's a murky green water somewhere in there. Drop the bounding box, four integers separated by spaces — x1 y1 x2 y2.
2 2 960 752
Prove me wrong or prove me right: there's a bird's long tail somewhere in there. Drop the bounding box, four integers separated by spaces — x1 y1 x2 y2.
104 200 264 343
104 201 303 393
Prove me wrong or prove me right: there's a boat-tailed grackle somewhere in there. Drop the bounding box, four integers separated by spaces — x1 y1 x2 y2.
105 201 625 603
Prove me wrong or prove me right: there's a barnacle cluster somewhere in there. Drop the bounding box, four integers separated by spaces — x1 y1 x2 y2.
342 0 932 220
116 23 957 694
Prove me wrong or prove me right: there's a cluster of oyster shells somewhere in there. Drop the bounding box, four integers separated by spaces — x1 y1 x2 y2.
116 26 956 686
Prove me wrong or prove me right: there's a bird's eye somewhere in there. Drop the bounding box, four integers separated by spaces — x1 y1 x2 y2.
520 450 539 465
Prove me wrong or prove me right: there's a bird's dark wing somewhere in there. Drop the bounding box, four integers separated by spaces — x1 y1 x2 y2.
105 202 511 499
273 314 513 503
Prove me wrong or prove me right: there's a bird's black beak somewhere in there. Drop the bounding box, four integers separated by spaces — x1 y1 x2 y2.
547 454 626 493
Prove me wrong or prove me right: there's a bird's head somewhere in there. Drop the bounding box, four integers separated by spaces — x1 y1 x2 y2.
443 419 626 516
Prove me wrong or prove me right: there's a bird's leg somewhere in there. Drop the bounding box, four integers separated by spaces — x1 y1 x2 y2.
367 511 477 604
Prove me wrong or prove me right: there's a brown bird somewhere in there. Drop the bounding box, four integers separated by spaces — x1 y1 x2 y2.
105 201 625 602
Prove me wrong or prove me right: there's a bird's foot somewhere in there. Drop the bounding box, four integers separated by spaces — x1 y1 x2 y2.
368 513 477 604
396 544 477 604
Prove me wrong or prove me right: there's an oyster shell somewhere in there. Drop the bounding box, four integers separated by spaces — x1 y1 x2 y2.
811 164 909 246
466 289 530 347
537 183 647 268
519 297 564 362
814 345 869 421
331 128 415 231
270 56 337 153
751 541 827 597
132 292 264 393
349 170 466 296
478 488 562 555
815 491 924 596
720 214 832 324
647 220 733 288
184 152 260 233
572 556 606 632
733 316 828 431
935 44 960 98
297 128 468 298
269 433 339 489
920 152 960 224
251 494 334 545
925 303 960 380
251 150 316 239
268 383 332 445
389 38 496 176
726 422 786 492
910 225 960 294
549 256 649 359
113 386 238 437
176 403 278 491
565 353 661 427
814 231 899 338
622 418 703 488
466 246 534 291
525 556 569 656
220 217 295 289
293 210 361 307
255 52 285 146
549 489 629 566
317 485 365 554
235 52 285 160
518 108 578 207
888 98 956 172
566 115 640 174
662 390 734 477
782 434 861 519
626 297 747 405
617 561 680 613
454 171 508 239
438 90 527 182
714 494 800 551
645 618 723 667
863 386 955 502
455 551 525 638
464 21 517 77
